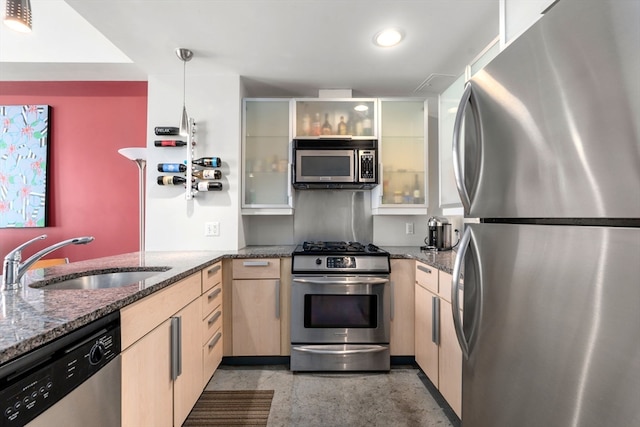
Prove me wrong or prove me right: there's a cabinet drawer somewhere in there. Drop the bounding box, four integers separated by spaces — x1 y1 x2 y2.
232 258 280 279
202 306 223 345
415 262 438 294
202 262 222 293
438 271 464 304
203 328 223 387
201 283 222 319
121 273 201 350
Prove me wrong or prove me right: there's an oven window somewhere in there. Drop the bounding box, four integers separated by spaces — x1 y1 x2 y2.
304 294 377 328
301 156 351 177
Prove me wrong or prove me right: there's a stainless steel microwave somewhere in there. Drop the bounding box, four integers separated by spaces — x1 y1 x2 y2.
292 139 378 189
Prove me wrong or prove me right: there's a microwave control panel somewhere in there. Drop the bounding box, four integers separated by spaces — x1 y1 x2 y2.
358 150 376 183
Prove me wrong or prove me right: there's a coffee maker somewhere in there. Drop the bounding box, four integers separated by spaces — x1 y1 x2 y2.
424 216 452 251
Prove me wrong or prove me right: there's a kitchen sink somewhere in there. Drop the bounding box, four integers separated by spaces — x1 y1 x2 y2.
29 267 171 290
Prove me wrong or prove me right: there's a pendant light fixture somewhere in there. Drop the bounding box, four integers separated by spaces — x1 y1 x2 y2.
176 48 194 137
4 0 32 33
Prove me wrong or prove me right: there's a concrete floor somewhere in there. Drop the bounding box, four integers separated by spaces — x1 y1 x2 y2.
205 365 456 427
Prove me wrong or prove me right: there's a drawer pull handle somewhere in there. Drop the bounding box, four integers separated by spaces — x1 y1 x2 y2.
207 288 222 300
417 264 432 274
207 264 221 275
207 311 222 325
243 260 269 267
208 332 222 350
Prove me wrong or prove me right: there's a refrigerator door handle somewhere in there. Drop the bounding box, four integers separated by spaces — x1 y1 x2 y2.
452 82 482 214
452 226 482 360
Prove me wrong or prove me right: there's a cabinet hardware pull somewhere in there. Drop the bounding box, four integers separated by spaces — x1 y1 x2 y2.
207 264 221 275
390 280 395 321
417 264 432 274
431 297 440 345
243 260 269 267
170 316 182 380
207 288 222 300
208 311 222 325
275 279 280 319
208 332 222 350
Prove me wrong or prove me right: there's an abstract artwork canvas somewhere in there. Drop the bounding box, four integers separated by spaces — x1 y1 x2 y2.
0 105 50 228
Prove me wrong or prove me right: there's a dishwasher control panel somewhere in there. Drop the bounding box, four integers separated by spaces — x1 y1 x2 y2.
0 313 120 426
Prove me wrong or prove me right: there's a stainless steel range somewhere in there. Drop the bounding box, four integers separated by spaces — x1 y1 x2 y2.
290 241 391 372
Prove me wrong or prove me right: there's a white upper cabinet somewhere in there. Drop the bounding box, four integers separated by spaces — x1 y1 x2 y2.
372 99 428 215
294 99 377 139
500 0 558 48
242 99 293 214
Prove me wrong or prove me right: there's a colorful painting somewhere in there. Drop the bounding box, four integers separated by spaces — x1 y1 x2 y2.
0 105 50 228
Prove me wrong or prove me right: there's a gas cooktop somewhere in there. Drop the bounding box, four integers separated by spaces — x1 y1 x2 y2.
295 241 388 255
292 241 390 274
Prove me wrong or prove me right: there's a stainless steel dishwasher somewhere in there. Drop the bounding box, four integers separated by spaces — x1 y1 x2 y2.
0 311 121 427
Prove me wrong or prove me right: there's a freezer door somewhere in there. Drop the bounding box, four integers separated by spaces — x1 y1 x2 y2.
452 0 640 218
452 223 640 427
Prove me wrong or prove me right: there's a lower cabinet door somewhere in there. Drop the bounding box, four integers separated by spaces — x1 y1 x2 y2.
203 327 223 387
232 279 281 355
439 299 462 417
121 319 173 427
415 283 439 386
173 298 205 426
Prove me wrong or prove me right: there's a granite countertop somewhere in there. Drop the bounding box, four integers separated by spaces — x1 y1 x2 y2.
0 245 452 366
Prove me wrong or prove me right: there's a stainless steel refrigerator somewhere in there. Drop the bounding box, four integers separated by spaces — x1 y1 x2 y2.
450 0 640 426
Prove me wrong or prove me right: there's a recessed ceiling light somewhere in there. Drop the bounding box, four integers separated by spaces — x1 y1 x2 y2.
373 28 403 47
354 105 369 112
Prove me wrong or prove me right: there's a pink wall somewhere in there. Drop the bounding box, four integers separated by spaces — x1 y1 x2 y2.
0 81 148 262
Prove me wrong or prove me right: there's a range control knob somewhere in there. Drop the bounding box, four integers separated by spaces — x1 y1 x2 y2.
89 341 105 365
315 258 322 265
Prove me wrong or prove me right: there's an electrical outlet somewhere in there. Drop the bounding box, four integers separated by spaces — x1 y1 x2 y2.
205 221 220 237
405 222 414 234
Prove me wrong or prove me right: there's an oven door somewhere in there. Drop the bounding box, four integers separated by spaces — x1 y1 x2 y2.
291 276 390 344
294 149 355 184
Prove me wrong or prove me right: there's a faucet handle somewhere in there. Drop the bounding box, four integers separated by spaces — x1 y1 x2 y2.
5 234 47 261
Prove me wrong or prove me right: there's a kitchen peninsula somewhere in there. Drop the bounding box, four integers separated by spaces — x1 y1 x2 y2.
0 246 456 364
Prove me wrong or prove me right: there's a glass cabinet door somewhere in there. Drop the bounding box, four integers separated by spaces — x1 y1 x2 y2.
294 99 377 139
374 99 427 213
242 99 292 212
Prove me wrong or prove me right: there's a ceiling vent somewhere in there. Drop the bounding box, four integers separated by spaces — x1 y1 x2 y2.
413 73 456 93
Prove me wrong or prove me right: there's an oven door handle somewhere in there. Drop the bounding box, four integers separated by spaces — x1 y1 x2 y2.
292 345 389 355
293 278 389 285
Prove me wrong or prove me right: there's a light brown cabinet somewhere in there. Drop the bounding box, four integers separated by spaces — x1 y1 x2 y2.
201 262 223 387
414 263 462 418
120 273 203 427
390 259 415 355
231 258 281 356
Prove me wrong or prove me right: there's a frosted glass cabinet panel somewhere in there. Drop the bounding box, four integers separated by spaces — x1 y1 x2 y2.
372 99 428 214
438 74 465 208
294 99 377 138
242 99 293 213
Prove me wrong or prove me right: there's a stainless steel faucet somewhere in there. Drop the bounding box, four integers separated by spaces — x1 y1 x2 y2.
2 234 94 291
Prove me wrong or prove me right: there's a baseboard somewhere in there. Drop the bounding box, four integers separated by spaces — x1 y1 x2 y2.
416 369 461 427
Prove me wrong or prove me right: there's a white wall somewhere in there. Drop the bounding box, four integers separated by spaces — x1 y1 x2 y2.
145 73 243 251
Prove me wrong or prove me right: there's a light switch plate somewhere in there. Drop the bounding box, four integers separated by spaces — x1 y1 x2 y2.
405 222 414 234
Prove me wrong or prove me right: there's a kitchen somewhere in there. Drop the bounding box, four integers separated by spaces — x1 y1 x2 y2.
1 0 639 426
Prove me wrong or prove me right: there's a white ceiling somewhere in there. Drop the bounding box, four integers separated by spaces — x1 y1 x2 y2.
0 0 499 98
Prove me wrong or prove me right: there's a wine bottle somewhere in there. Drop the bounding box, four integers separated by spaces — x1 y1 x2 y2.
157 176 187 185
362 112 372 136
193 157 222 168
321 113 332 135
337 116 348 135
154 126 180 136
413 174 421 204
192 169 222 179
311 113 321 136
157 163 187 173
154 140 187 147
193 181 223 192
301 114 311 136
